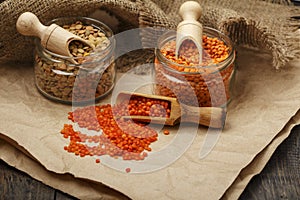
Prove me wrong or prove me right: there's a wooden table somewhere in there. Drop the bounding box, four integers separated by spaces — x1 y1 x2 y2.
0 125 299 199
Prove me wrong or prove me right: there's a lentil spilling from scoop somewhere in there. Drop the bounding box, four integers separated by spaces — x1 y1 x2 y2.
61 97 173 161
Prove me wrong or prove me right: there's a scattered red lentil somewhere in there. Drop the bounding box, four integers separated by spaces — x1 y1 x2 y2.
125 168 131 173
163 130 170 135
95 159 101 163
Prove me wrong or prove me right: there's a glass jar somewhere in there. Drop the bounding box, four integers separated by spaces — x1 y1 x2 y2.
153 27 236 107
34 17 116 104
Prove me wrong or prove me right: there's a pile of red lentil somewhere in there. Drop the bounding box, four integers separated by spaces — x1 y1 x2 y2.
60 95 171 171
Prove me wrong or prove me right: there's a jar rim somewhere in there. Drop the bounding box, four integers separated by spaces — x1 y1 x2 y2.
35 16 115 66
155 27 235 74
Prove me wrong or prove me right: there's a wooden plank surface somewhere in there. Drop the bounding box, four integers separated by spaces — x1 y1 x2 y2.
240 125 300 199
0 161 55 200
0 125 299 199
0 159 75 200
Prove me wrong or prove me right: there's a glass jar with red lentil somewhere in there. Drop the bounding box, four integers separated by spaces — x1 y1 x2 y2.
153 27 236 107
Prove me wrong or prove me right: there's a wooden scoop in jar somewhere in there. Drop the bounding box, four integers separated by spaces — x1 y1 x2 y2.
16 12 94 64
175 1 203 64
116 91 226 129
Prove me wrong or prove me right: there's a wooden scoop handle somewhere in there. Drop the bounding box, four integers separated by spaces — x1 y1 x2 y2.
181 105 226 128
16 12 58 47
179 1 202 21
176 1 203 63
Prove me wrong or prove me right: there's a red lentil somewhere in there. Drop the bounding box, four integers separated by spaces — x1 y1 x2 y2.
95 159 101 163
125 167 131 173
163 130 170 135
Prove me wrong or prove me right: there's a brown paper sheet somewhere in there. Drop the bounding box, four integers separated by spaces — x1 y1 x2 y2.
0 47 300 199
0 137 129 200
222 110 300 199
0 108 299 200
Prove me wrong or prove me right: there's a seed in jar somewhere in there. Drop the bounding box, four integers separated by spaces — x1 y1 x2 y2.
63 25 70 29
75 24 83 30
86 26 94 30
57 63 67 70
71 49 78 55
88 35 96 41
77 48 84 53
68 40 93 62
85 30 90 36
98 32 105 37
78 29 86 34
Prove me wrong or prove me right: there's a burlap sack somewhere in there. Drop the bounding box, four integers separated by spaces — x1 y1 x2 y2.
0 0 299 68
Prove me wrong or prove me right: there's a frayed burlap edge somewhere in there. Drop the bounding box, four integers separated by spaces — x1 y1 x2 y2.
138 0 300 69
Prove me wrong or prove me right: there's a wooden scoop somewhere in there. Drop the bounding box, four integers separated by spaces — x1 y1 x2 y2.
116 91 226 129
176 1 203 64
16 12 94 64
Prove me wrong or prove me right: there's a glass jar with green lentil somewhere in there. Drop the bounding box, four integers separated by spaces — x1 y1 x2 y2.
153 27 236 107
34 17 115 104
